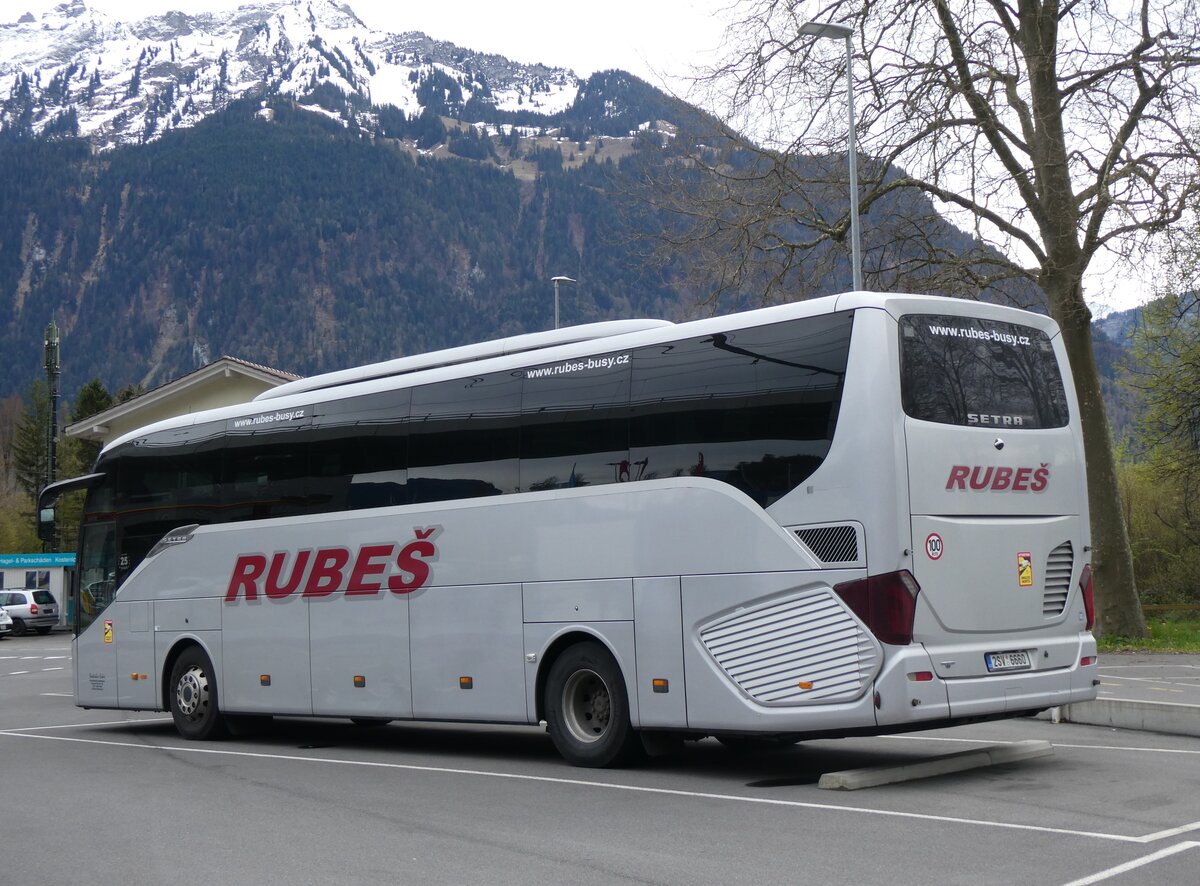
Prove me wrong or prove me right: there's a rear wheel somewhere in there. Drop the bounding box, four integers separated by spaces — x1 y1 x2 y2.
34 626 52 635
169 646 226 740
544 642 639 768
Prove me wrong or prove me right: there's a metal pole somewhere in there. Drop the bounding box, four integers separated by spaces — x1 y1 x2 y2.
44 320 60 486
845 31 863 292
799 21 863 291
551 276 575 330
43 319 61 553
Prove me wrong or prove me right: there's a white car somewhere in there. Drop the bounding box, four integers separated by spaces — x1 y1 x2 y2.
0 606 12 639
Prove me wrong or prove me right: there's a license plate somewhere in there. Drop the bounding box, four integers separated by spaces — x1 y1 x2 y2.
986 650 1031 672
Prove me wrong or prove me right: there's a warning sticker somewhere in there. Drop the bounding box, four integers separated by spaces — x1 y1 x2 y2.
1018 552 1033 587
103 620 113 644
925 533 944 560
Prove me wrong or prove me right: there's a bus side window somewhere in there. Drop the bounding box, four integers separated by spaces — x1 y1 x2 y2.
629 315 851 506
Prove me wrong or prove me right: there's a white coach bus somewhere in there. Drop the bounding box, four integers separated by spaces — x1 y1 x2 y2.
41 292 1099 767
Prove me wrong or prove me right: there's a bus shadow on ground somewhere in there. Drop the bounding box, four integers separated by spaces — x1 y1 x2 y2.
92 716 972 788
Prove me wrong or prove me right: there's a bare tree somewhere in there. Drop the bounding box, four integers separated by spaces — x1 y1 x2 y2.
656 0 1200 635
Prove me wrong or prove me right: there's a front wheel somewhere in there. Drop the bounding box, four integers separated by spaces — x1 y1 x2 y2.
544 642 639 768
169 646 227 740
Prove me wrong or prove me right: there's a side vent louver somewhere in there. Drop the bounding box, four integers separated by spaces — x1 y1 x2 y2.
792 523 862 566
699 590 880 706
1043 541 1074 617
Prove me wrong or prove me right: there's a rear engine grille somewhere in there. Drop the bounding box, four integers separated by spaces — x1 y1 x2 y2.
793 524 860 565
1043 541 1074 616
699 591 880 705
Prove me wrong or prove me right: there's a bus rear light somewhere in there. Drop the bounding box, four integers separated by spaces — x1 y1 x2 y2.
1079 564 1095 631
833 570 920 646
1081 656 1096 667
907 671 934 682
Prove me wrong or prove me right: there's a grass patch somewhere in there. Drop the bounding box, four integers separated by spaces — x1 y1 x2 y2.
1098 617 1200 653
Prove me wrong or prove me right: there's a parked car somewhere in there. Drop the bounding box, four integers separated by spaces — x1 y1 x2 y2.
0 606 12 638
0 589 59 635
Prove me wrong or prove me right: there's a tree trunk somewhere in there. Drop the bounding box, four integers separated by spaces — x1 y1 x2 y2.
1054 283 1148 637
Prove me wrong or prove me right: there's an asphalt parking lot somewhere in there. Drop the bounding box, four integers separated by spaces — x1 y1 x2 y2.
3 633 1199 885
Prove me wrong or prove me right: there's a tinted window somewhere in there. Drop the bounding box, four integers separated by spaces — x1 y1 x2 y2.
314 388 410 509
899 314 1069 428
629 313 852 506
521 353 631 490
409 371 521 501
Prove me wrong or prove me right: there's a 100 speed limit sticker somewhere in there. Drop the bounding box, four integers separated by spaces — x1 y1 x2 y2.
925 533 944 560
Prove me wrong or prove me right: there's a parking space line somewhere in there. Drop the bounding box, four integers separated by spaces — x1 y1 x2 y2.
0 728 1169 845
1061 840 1200 885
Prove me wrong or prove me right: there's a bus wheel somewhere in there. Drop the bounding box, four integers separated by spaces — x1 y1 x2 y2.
169 646 227 740
545 642 638 768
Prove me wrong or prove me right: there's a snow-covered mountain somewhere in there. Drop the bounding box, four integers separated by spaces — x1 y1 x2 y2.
1 0 582 149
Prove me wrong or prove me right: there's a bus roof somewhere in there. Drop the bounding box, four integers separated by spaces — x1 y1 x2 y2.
101 292 1056 456
254 319 675 403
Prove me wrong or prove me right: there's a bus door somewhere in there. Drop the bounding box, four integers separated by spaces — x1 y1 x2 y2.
74 521 119 708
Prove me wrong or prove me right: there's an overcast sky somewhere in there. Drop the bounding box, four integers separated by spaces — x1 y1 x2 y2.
15 0 729 93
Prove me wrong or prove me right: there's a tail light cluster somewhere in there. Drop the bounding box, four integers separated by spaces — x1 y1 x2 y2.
833 570 921 645
1079 563 1095 631
29 602 38 615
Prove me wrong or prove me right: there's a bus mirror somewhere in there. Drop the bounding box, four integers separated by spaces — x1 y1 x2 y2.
37 507 56 544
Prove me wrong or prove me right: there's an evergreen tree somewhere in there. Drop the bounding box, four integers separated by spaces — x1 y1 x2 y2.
12 380 49 507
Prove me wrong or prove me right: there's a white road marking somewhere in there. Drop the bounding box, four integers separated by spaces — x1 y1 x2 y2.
1060 841 1200 885
0 728 1187 846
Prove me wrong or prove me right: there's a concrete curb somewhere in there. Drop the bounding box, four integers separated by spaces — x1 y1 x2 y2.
1046 698 1200 738
818 740 1053 791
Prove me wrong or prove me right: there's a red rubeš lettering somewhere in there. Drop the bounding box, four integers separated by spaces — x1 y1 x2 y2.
225 527 441 602
945 464 1051 492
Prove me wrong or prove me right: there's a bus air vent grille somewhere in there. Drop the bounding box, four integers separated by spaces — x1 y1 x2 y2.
792 524 860 566
1043 541 1074 617
699 590 880 706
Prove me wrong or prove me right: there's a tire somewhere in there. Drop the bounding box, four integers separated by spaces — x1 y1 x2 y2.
168 646 227 740
11 619 26 636
544 641 639 768
34 626 53 635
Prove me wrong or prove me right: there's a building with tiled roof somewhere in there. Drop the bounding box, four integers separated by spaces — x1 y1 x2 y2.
64 356 301 448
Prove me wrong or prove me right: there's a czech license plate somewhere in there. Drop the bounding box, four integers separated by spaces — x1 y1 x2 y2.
986 650 1031 672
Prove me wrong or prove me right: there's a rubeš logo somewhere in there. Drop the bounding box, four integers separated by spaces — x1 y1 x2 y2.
225 527 441 602
945 465 1050 492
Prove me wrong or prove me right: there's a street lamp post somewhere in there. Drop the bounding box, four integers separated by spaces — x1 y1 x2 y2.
551 275 576 329
799 20 863 292
43 319 61 553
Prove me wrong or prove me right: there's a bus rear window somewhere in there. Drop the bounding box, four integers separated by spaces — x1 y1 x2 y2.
899 314 1069 429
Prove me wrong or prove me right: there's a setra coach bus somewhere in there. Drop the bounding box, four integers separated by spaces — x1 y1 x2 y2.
40 292 1099 767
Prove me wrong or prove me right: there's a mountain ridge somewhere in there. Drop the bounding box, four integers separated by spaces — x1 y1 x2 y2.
1 0 599 149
